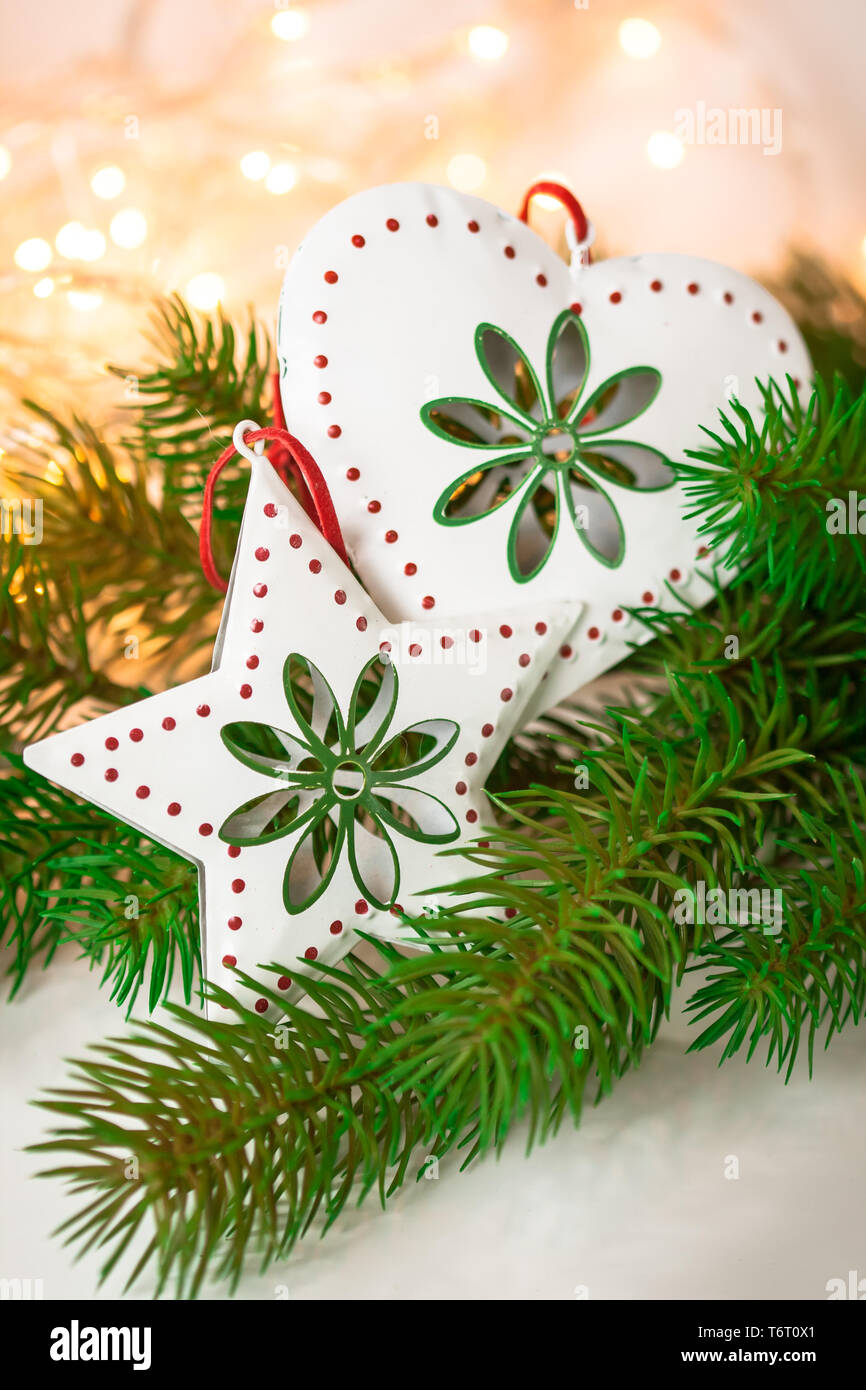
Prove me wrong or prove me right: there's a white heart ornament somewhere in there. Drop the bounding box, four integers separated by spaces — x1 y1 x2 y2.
279 183 811 713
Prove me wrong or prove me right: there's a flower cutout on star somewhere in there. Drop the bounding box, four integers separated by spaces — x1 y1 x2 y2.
219 653 460 913
421 310 675 579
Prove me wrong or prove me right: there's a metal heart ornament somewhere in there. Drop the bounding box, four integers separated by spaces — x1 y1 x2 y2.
278 182 812 714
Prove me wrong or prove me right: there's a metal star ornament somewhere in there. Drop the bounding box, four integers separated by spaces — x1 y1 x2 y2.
24 431 578 1018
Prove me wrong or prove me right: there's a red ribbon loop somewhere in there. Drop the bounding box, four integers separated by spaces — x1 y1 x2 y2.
518 181 591 260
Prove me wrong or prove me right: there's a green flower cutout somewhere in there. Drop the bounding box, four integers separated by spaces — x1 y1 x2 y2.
219 654 460 914
421 310 675 580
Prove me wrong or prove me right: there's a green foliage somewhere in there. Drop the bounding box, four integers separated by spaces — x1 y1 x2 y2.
1 281 863 1294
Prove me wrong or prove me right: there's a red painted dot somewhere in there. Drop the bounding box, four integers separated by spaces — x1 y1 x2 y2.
698 545 709 558
327 424 342 439
346 466 360 481
289 533 302 549
355 899 369 915
778 340 788 353
227 845 241 858
255 546 269 562
379 641 392 653
536 273 547 286
669 568 682 581
612 609 624 622
465 752 478 766
71 752 84 767
312 310 327 324
481 723 494 738
421 595 435 610
334 589 346 605
386 218 399 231
404 562 417 576
255 999 268 1013
505 907 519 919
535 621 547 635
199 823 213 836
228 916 242 930
324 270 338 284
504 245 515 259
318 391 332 405
723 292 734 304
587 626 600 640
440 635 454 649
426 214 438 227
650 279 663 292
264 503 278 518
518 652 530 666
167 802 181 816
253 583 268 597
642 591 654 604
136 785 150 799
105 768 118 781
479 840 490 849
309 559 322 574
466 809 478 823
467 219 479 232
304 946 319 961
409 643 422 657
499 624 512 638
560 645 573 659
278 975 292 989
313 355 328 369
455 781 467 795
687 282 700 295
752 311 763 324
231 879 245 894
222 954 237 968
609 291 622 304
367 500 381 514
330 919 343 935
385 529 398 543
130 727 143 742
570 302 582 315
500 688 513 702
250 619 264 633
351 234 365 247
105 736 118 750
240 684 252 699
469 629 482 643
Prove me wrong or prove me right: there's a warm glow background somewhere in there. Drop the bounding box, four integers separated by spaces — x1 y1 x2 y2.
1 0 864 416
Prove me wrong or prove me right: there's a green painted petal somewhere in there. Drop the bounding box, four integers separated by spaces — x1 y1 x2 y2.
283 654 346 763
345 805 400 910
347 654 399 759
371 785 460 845
420 397 533 449
282 797 345 915
565 472 625 568
507 470 559 583
474 322 545 426
575 439 675 492
220 721 323 783
372 719 459 783
570 366 662 432
545 309 590 422
219 788 323 847
432 451 535 526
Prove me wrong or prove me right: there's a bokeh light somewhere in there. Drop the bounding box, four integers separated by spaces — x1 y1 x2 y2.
90 166 126 199
619 18 662 59
186 272 225 310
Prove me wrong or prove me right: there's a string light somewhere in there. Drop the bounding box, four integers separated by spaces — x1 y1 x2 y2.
265 162 297 194
0 144 10 180
647 132 684 169
56 222 106 261
446 152 487 192
67 289 103 312
33 277 55 298
467 25 509 61
619 18 662 59
186 272 225 310
110 208 148 249
270 8 309 41
91 165 126 199
14 237 52 272
240 151 271 181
